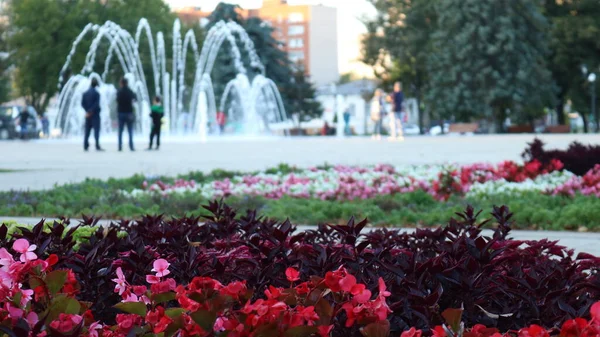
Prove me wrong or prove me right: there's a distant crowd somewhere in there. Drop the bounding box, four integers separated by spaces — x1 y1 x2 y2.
81 78 164 152
370 81 406 141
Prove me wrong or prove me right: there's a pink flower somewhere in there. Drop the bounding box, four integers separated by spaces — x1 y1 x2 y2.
88 321 102 337
20 288 33 307
378 278 391 298
151 259 170 277
25 312 38 328
285 267 300 282
5 302 23 319
339 274 357 293
0 248 14 270
150 278 176 294
112 267 128 295
13 239 37 262
318 325 334 337
122 292 139 303
49 314 82 333
591 301 600 321
402 327 423 337
146 274 160 284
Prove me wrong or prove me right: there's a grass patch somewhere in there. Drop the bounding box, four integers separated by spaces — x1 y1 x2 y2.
1 165 598 231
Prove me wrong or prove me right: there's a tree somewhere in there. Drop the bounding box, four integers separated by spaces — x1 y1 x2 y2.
0 18 12 104
207 2 321 121
426 0 555 131
361 0 437 133
206 3 247 106
7 0 175 113
287 68 323 126
337 72 358 85
544 0 600 131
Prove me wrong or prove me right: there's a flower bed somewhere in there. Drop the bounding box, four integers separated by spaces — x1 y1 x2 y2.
523 138 600 176
130 160 567 201
2 203 600 336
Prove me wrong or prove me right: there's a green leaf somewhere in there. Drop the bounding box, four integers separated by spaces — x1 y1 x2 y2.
164 313 184 337
47 295 81 322
11 292 22 308
284 326 318 337
164 308 186 319
29 275 44 290
115 302 147 317
360 320 390 337
152 291 176 304
190 310 216 331
46 270 68 295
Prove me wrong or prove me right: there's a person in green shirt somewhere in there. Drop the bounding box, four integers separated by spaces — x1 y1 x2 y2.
147 96 164 150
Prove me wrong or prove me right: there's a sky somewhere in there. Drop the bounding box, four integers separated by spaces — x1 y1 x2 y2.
165 0 376 78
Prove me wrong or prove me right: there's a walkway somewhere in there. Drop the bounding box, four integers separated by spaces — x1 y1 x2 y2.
0 134 598 191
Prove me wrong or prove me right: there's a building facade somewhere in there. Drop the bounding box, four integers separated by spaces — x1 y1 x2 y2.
175 0 339 86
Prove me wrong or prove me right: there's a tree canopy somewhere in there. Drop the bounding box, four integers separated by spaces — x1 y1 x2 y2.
207 2 321 122
6 0 175 112
362 0 600 132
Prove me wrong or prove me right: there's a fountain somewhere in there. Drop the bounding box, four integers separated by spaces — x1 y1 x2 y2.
56 19 287 140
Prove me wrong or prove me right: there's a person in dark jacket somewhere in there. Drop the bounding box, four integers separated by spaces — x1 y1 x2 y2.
116 77 137 151
19 107 29 140
147 96 164 150
81 78 104 151
390 81 404 141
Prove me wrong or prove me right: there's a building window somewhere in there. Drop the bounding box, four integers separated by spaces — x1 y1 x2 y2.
288 25 305 36
289 51 305 63
288 38 304 48
288 13 304 23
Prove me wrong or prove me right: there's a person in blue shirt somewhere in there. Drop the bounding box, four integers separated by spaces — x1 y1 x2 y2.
390 82 405 141
81 78 104 151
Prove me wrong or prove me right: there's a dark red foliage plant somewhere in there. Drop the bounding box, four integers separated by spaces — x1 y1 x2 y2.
1 201 599 336
523 138 600 176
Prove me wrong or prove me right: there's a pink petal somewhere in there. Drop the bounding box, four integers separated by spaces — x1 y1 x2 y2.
146 275 160 284
25 312 38 327
152 259 170 273
12 239 29 253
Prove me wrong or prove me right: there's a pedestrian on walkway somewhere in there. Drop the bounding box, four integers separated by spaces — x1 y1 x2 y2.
41 113 49 138
147 96 164 150
216 110 226 135
18 106 29 140
116 77 137 151
343 107 351 135
371 89 386 140
389 82 405 141
81 78 104 151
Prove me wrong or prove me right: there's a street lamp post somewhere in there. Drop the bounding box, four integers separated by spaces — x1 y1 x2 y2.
588 73 598 132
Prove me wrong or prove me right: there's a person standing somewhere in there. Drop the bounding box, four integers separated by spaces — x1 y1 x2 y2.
216 110 226 134
116 78 137 151
147 96 164 150
343 107 351 135
390 82 405 141
370 89 386 140
41 114 49 138
81 79 104 151
18 106 29 140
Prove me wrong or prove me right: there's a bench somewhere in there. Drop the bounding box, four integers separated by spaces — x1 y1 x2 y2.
448 123 478 134
507 125 534 133
545 125 570 133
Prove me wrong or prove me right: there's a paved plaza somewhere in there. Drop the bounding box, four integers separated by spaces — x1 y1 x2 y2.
1 133 599 191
